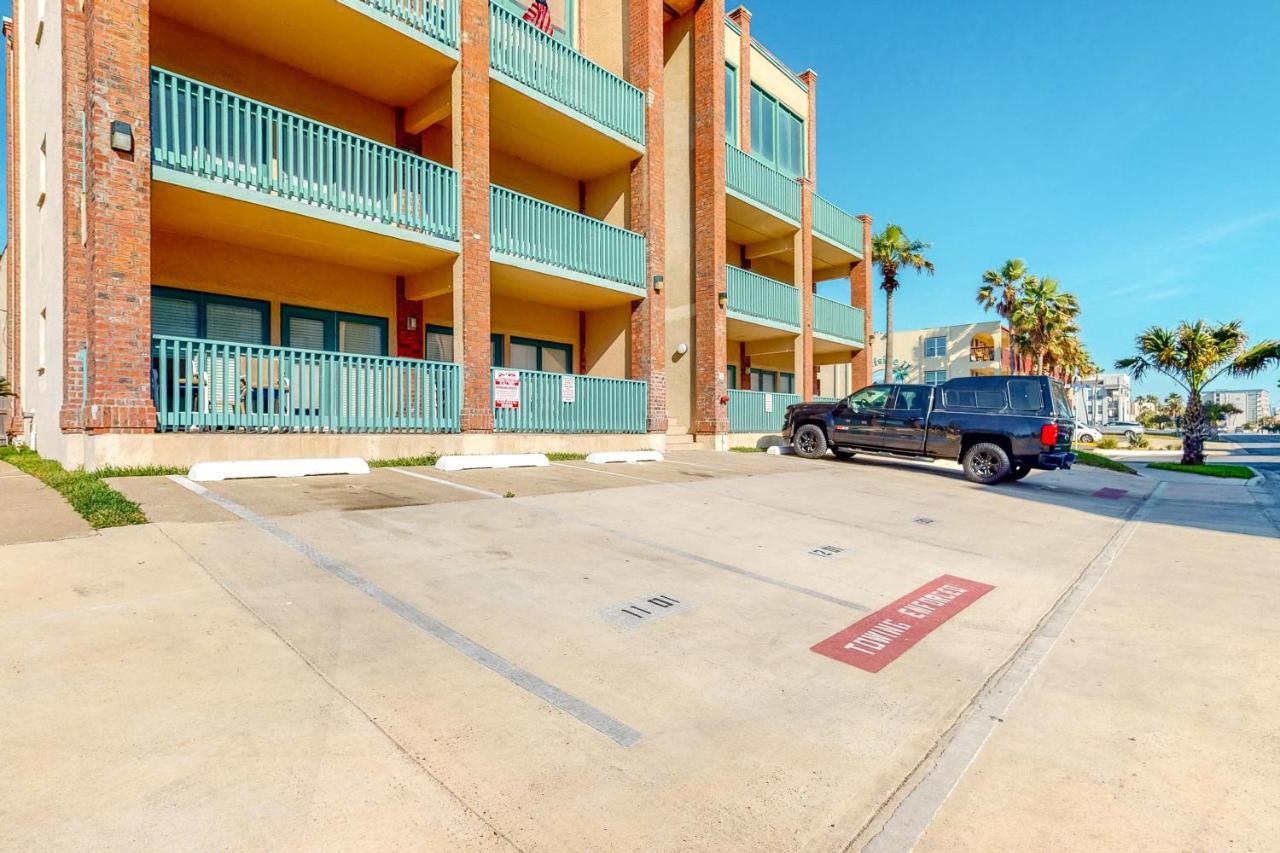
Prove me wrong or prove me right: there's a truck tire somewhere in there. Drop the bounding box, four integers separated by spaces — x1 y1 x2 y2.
792 424 829 459
1005 464 1032 482
963 442 1012 485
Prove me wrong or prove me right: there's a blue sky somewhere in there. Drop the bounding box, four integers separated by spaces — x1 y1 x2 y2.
741 0 1280 401
1 2 1276 402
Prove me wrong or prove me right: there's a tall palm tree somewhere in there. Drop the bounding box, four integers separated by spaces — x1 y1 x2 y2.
872 225 935 383
978 259 1029 373
1163 392 1184 426
1116 321 1280 464
1010 276 1080 374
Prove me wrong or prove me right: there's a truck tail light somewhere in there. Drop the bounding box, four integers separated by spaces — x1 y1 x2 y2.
1041 424 1060 446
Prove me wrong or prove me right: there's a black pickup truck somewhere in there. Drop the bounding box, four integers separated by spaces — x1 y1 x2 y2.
783 375 1077 484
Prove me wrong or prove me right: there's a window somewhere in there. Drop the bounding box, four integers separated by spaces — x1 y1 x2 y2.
970 333 995 362
924 370 947 386
750 369 794 394
725 64 738 146
727 364 738 390
510 336 573 374
924 336 947 358
892 386 932 411
848 385 892 408
282 305 387 356
1008 380 1045 412
427 326 506 366
152 287 269 345
943 386 1008 410
749 84 806 178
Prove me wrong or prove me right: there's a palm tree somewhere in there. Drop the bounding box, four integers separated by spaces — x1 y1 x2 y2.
1115 321 1280 464
872 225 935 383
1163 392 1184 426
0 377 13 398
1010 276 1080 374
978 259 1029 373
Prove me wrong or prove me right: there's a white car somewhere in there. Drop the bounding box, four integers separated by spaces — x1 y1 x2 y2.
1101 421 1146 441
1073 423 1102 444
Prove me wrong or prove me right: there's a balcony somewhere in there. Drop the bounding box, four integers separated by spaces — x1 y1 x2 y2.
725 142 802 226
727 389 801 434
812 193 865 275
489 1 645 179
150 68 459 274
490 185 647 307
726 266 800 335
151 0 458 108
152 336 461 434
813 295 866 349
492 369 648 434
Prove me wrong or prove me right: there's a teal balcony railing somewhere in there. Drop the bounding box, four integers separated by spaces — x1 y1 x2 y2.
813 295 866 345
151 68 459 242
152 336 461 434
725 143 801 223
726 266 801 333
727 389 801 433
491 185 646 291
489 2 645 145
354 0 458 46
492 369 648 433
813 193 864 256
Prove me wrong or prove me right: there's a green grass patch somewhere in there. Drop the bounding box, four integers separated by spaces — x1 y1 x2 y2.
367 455 439 469
0 446 147 528
1073 450 1138 475
1146 462 1255 480
544 452 588 462
730 446 765 453
94 463 189 479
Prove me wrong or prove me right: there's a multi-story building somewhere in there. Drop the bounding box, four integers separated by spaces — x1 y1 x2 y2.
1205 389 1272 431
1070 373 1132 426
3 1 871 468
818 321 1012 398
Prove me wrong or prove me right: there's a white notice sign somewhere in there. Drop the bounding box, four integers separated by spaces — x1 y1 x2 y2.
561 375 577 404
494 370 521 410
765 393 774 413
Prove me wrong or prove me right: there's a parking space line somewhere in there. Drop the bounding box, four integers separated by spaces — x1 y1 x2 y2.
168 476 642 748
858 481 1166 853
387 467 503 499
551 462 659 483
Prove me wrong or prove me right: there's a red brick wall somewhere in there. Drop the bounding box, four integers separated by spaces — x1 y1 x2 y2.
395 278 423 359
454 0 494 432
729 7 751 154
797 69 818 400
3 19 20 436
61 0 156 434
691 0 727 435
627 0 667 433
850 215 874 389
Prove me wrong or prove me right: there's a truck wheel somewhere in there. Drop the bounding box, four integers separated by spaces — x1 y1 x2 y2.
1005 464 1032 482
792 424 829 459
963 442 1012 485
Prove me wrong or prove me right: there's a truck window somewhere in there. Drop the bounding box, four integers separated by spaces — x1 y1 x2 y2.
1050 381 1076 417
942 387 1007 410
892 386 932 411
1007 380 1045 412
848 386 892 408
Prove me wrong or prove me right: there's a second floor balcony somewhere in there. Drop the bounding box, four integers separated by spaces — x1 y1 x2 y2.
726 266 800 335
813 295 866 348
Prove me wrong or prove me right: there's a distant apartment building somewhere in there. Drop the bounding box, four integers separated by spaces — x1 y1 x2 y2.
1070 373 1133 426
1206 389 1272 430
818 321 1012 399
3 1 873 467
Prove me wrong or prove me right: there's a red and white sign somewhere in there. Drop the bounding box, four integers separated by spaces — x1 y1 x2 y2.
812 575 995 673
494 370 521 410
561 375 577 404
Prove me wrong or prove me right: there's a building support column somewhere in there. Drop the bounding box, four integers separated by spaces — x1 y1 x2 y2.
627 0 668 434
3 19 21 437
795 69 819 401
850 214 875 389
454 0 493 432
691 0 728 437
61 0 157 436
729 6 751 153
396 278 423 359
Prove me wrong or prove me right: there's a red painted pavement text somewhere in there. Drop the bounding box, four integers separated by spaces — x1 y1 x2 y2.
812 575 996 673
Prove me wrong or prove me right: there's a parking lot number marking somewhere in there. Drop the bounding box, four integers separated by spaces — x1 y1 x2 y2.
604 594 689 628
812 575 995 673
1093 488 1129 500
808 545 847 559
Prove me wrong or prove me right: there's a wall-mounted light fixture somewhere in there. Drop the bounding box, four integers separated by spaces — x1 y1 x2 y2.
717 291 728 309
110 120 134 153
406 317 419 331
675 343 689 355
652 275 664 293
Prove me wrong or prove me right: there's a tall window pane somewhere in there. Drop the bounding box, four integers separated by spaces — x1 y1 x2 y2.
207 302 267 345
152 295 199 339
339 320 383 356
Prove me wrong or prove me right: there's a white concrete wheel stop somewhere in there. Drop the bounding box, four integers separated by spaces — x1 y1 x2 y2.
435 454 550 472
585 451 664 465
187 458 370 482
767 446 795 456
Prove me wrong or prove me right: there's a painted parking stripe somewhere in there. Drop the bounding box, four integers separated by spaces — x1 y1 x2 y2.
169 476 642 748
387 467 504 499
551 462 659 483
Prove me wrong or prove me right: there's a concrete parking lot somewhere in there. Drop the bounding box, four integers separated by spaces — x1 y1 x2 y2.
2 450 1277 851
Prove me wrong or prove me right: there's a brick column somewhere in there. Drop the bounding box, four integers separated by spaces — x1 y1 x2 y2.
61 0 156 434
691 0 728 436
453 0 493 432
395 278 424 359
850 215 874 389
3 19 21 436
627 0 668 434
729 6 751 153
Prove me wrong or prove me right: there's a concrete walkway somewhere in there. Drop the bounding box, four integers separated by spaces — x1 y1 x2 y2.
0 460 93 545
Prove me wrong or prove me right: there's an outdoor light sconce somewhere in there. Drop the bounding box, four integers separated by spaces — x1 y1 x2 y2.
406 317 419 331
652 275 664 293
110 121 134 153
717 291 728 309
675 343 689 355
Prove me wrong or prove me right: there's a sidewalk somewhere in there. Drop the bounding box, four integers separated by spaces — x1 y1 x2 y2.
0 460 93 546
